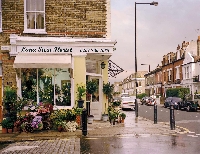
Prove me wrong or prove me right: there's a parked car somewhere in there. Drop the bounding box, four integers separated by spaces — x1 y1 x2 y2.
141 97 150 105
146 98 156 106
171 97 182 110
181 100 199 112
121 96 136 110
164 97 182 109
164 97 173 108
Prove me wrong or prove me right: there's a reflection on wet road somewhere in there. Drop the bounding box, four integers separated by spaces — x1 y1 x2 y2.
81 134 200 154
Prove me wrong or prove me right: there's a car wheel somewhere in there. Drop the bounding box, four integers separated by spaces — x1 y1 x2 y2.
186 106 190 112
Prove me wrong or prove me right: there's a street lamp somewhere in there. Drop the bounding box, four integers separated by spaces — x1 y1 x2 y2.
141 63 150 72
135 1 158 117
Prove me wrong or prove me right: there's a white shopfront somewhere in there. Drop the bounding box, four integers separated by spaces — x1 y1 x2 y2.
8 34 115 119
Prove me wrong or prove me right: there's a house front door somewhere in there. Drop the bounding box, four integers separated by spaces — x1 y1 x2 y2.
88 76 102 120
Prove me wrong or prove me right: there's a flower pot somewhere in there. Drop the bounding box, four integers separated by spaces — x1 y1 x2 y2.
121 119 125 123
2 128 7 134
76 115 81 126
102 115 108 122
88 116 94 124
57 125 63 132
77 100 84 108
7 128 13 133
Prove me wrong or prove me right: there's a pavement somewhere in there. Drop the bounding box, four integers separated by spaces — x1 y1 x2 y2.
0 111 190 154
0 115 189 142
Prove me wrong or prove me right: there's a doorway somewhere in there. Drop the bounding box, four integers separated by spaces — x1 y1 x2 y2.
87 75 102 120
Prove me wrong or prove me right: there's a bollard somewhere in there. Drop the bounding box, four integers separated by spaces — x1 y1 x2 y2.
135 99 138 117
170 105 175 130
154 103 157 124
82 109 87 136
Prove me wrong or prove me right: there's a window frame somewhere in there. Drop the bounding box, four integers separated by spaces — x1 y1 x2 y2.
23 0 46 34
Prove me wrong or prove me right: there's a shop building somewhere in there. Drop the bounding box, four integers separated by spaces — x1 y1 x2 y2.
0 0 116 121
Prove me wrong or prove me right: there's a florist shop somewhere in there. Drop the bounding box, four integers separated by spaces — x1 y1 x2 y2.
5 34 116 120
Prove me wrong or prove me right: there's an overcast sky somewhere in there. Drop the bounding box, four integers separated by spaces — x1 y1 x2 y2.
109 0 200 83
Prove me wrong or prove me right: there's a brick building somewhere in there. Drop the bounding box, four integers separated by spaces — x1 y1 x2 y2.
0 0 116 121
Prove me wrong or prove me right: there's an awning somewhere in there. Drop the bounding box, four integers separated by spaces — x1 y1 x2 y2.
13 54 71 68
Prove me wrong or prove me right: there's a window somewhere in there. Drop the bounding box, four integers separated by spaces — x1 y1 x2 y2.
186 66 189 79
0 0 2 32
24 0 46 34
19 68 71 107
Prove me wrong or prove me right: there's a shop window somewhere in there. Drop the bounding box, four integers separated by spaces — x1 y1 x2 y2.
20 68 71 107
24 0 46 34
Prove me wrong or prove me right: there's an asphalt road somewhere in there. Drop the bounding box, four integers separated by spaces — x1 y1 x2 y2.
138 103 200 135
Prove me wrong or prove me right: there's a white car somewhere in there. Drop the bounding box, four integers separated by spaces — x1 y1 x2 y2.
121 96 136 110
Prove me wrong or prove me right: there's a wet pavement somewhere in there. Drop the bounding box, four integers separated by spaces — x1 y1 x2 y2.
0 109 198 154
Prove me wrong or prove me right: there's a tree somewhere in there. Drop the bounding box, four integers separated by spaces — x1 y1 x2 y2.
178 88 190 101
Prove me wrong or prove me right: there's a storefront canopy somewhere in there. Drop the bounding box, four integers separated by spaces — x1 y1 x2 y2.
13 54 71 68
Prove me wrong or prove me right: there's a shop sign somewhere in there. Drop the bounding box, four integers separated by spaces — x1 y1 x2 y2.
17 46 110 53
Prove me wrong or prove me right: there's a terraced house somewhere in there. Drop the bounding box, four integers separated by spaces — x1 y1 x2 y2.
0 0 116 122
144 38 200 100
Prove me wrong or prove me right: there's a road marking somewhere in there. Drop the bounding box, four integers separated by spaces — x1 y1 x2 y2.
189 131 195 133
85 138 99 140
187 135 198 137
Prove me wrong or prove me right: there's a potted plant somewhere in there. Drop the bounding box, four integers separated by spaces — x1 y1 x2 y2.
86 80 98 101
87 115 94 124
103 82 114 103
108 110 118 125
119 113 126 123
1 119 9 133
102 113 108 122
76 83 86 108
86 80 98 118
74 108 83 127
2 118 14 133
3 86 17 115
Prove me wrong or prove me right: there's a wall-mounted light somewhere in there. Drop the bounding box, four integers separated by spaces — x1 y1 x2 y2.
101 61 106 69
101 55 106 69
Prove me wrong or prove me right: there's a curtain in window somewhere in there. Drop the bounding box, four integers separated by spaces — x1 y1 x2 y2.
26 0 44 29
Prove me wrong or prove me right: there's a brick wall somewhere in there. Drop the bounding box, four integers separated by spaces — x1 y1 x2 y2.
0 0 108 88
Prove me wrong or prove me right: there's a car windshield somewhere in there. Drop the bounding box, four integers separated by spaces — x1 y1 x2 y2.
121 94 129 97
172 97 182 102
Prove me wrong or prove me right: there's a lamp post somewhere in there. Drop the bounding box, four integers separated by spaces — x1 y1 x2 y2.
135 1 158 117
141 63 150 72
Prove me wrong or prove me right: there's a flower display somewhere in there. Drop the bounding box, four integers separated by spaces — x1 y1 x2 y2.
64 121 78 132
31 116 43 129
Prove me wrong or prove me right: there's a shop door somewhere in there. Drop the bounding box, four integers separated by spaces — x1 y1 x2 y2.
89 76 102 120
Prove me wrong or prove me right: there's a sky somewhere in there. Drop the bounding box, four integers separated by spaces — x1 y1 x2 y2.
109 0 200 83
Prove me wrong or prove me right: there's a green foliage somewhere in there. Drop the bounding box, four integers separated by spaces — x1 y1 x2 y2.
73 107 83 116
137 93 147 99
178 88 190 101
86 80 98 95
3 86 17 105
112 101 121 107
1 118 14 129
166 88 190 101
119 113 126 119
103 82 114 103
76 83 86 100
166 88 179 97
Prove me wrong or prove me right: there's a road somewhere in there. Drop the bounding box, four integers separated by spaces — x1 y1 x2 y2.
1 106 200 154
138 103 200 135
